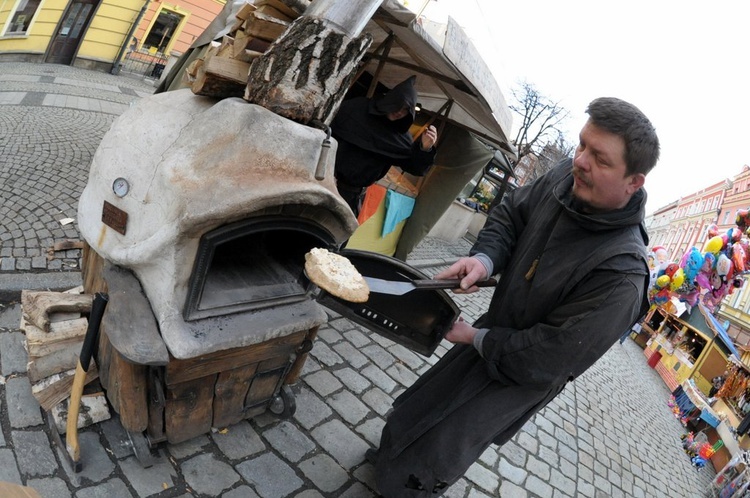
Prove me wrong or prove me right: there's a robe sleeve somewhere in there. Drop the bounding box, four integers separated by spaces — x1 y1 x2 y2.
479 269 645 388
389 140 436 176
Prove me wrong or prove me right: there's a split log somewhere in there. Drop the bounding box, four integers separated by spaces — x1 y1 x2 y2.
244 11 289 42
51 393 111 434
21 290 92 332
245 16 372 125
27 341 81 382
23 317 87 357
255 0 303 20
31 365 98 411
192 47 251 98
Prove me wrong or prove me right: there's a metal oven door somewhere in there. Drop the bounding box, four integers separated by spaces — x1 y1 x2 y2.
315 249 459 356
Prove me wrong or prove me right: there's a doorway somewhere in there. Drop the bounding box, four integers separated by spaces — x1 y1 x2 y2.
46 0 99 65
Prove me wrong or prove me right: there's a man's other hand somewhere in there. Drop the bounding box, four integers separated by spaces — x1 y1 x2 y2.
445 317 478 344
435 257 487 293
420 125 437 150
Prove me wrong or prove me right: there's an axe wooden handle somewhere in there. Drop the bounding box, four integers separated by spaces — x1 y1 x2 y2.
66 292 108 471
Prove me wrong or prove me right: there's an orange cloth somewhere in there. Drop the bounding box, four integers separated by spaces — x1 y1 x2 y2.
357 184 387 225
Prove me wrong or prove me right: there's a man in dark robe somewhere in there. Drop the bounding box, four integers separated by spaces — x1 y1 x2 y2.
331 75 437 216
368 97 661 496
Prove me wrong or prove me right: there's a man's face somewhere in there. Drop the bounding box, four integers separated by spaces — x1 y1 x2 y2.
572 120 645 211
387 106 409 121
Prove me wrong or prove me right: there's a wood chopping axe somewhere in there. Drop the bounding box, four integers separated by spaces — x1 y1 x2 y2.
66 292 108 472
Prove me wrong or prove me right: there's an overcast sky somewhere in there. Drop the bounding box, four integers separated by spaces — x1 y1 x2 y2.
419 0 750 215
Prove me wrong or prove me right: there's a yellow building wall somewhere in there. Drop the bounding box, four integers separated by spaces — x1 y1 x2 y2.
0 0 66 54
76 1 141 63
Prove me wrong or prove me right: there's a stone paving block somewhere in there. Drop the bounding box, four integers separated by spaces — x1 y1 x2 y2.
236 453 303 498
466 462 499 494
355 417 384 447
6 376 43 428
309 342 344 368
0 447 22 484
360 386 393 417
12 430 58 477
360 365 396 393
303 369 343 397
316 326 343 345
76 431 117 483
310 419 370 469
263 420 316 462
1 331 28 375
332 342 369 369
338 481 376 498
385 362 419 387
212 422 266 460
181 453 240 496
26 476 72 498
351 461 376 490
119 451 177 497
294 490 325 498
516 431 538 455
298 454 348 493
75 478 133 498
0 303 21 329
550 468 576 496
292 386 333 431
328 390 370 425
360 344 395 370
498 457 527 485
332 367 371 394
223 485 261 498
478 446 498 467
167 434 210 460
342 329 370 348
99 418 134 459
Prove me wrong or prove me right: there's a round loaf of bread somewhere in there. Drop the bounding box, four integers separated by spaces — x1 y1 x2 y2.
305 248 369 303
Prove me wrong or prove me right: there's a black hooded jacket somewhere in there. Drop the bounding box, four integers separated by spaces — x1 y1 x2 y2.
331 76 436 188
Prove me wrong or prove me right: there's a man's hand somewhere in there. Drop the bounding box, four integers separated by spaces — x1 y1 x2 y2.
445 317 478 344
420 125 437 150
435 257 487 293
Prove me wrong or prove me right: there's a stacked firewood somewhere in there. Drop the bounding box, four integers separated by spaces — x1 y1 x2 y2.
189 0 304 98
20 288 110 433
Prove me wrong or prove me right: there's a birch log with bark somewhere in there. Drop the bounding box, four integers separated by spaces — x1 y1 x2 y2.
244 16 372 125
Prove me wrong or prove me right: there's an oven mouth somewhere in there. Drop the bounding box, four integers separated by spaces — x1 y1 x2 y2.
184 216 337 321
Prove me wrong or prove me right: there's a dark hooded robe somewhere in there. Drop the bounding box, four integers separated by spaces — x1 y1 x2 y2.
373 159 651 496
331 76 436 215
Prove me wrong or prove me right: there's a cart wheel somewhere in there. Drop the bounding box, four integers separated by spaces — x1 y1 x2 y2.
127 430 157 468
269 385 296 419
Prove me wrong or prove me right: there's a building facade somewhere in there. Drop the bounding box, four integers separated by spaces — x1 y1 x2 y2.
0 0 224 75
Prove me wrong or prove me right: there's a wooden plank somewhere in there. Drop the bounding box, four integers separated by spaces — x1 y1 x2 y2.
165 376 216 444
31 365 98 411
255 4 294 22
0 482 42 498
165 330 305 386
245 368 284 407
21 290 92 332
213 363 258 428
52 239 84 251
27 341 80 382
191 51 249 98
101 262 169 366
106 348 148 433
82 242 108 295
23 317 87 357
245 11 289 42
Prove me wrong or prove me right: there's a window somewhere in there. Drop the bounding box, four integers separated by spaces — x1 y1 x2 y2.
6 0 42 34
723 210 732 224
143 9 184 54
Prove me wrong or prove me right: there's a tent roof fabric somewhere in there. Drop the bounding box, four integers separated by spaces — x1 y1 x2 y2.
698 303 742 360
366 1 516 159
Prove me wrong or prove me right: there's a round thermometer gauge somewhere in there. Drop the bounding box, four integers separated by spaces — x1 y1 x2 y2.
112 177 130 197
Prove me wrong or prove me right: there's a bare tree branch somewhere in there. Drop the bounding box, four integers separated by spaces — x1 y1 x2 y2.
510 80 570 163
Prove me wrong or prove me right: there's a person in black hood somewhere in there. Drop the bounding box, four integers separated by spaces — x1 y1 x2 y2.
366 97 661 496
331 75 438 216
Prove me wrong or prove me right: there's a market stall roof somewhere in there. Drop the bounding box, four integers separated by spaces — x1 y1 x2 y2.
697 303 742 360
365 1 516 159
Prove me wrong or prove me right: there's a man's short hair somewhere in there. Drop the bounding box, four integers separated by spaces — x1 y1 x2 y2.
586 97 660 176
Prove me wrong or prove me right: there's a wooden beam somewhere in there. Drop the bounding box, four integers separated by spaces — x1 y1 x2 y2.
366 34 394 98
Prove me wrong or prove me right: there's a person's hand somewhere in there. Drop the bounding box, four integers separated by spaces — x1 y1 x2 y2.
420 125 437 150
434 257 487 293
445 317 477 344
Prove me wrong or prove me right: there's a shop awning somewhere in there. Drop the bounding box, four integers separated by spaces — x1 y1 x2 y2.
364 0 516 158
698 303 742 361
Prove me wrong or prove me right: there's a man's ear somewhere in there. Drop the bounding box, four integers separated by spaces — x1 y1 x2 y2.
627 173 646 194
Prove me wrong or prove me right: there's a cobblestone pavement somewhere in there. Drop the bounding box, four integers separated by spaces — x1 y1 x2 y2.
0 62 717 497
